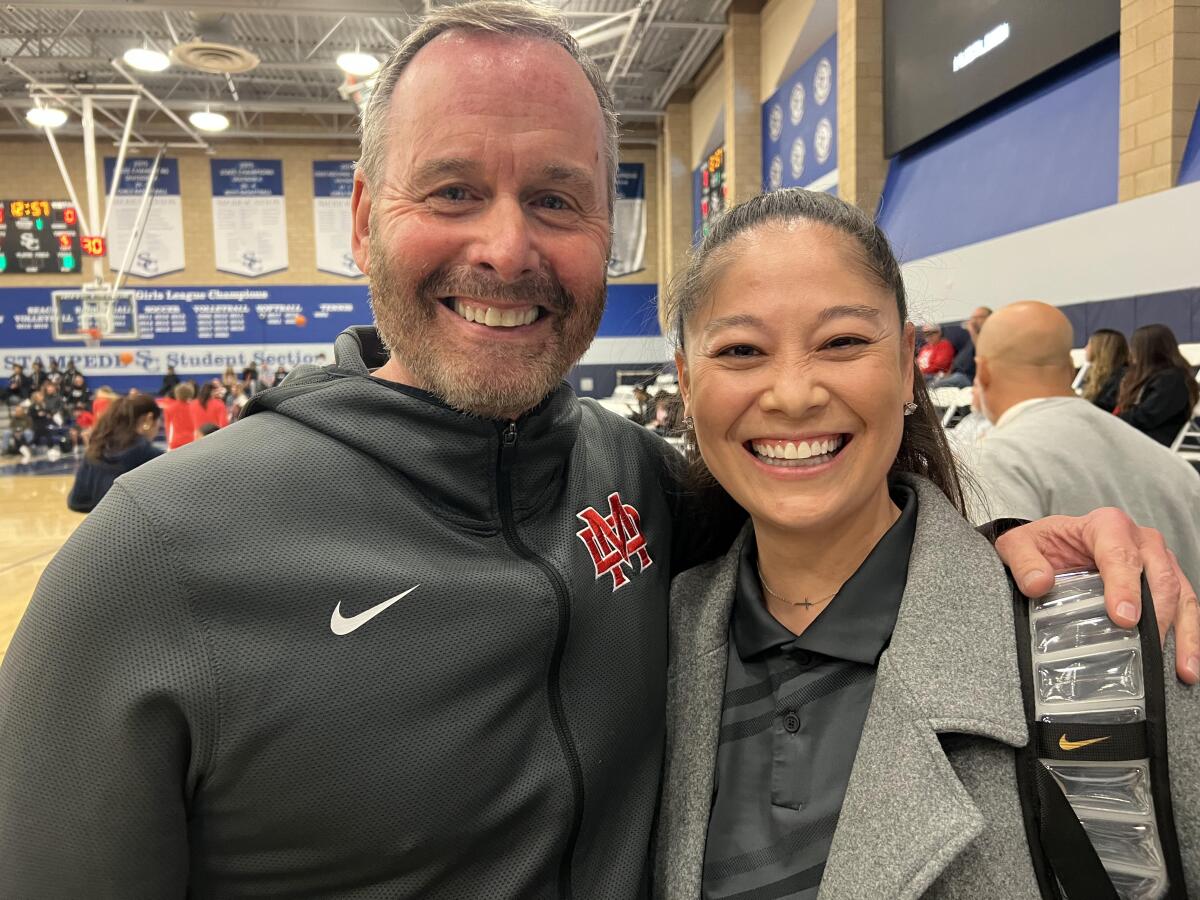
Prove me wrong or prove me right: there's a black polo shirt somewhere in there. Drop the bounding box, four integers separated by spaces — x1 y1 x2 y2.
702 483 917 900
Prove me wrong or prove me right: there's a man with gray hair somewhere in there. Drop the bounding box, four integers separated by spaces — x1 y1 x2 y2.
0 3 1195 898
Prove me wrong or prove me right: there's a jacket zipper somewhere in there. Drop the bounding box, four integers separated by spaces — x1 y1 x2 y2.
497 421 584 900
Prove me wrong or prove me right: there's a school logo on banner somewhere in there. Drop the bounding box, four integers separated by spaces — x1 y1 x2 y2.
769 156 783 191
790 82 806 125
815 118 834 164
769 103 783 141
576 492 653 591
814 58 833 106
790 138 806 180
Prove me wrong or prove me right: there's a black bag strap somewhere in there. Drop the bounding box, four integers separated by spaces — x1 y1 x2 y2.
1012 572 1118 899
1011 575 1188 900
1030 759 1119 899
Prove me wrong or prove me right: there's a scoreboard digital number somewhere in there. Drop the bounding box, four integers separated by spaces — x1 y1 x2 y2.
0 199 82 274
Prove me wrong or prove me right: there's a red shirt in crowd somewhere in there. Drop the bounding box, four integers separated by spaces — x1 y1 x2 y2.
92 395 112 419
158 397 198 450
917 338 954 377
191 397 229 430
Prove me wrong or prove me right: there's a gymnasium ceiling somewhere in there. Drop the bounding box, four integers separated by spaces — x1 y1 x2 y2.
0 0 730 147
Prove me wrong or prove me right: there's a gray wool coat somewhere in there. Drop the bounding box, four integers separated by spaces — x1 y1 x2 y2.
655 474 1199 899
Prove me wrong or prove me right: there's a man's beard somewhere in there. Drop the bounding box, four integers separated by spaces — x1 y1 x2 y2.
367 232 605 420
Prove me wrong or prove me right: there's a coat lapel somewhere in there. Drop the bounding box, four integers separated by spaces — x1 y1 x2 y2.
818 476 1029 899
656 525 749 899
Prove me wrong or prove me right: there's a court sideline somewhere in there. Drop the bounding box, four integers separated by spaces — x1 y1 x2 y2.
0 463 83 664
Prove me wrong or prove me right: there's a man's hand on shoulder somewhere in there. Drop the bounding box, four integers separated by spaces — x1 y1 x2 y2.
993 507 1200 685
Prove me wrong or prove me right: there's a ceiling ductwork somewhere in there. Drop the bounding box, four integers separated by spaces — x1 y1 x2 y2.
170 13 260 75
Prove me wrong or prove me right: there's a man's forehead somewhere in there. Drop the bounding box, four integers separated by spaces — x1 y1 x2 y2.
397 30 591 98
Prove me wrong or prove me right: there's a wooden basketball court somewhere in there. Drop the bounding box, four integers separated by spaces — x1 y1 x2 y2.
0 466 84 664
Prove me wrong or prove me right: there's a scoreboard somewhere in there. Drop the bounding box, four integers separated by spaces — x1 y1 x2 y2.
0 199 82 274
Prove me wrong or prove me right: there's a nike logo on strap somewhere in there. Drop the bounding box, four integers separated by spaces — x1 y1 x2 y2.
330 585 420 635
1059 734 1111 751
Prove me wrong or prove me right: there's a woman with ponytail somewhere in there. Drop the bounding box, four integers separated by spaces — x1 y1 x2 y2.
67 393 162 512
654 189 1198 898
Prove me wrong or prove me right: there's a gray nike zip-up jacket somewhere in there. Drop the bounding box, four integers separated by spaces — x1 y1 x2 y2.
0 327 685 900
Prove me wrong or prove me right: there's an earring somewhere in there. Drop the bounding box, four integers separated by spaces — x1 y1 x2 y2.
683 416 694 430
903 401 917 416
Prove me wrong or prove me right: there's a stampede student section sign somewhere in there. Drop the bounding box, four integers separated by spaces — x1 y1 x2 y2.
103 157 186 278
210 159 288 277
312 161 362 279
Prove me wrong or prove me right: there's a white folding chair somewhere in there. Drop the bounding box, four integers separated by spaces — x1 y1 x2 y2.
1169 397 1200 460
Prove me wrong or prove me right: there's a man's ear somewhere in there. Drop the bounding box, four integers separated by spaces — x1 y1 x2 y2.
976 356 990 390
351 174 372 275
675 349 690 416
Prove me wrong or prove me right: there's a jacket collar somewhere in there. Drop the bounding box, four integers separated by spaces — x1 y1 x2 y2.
660 475 1028 899
242 326 581 528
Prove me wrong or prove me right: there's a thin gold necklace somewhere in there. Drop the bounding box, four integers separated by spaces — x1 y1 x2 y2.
756 561 839 610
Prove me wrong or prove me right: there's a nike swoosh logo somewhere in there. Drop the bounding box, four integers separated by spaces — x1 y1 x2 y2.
330 585 420 636
1059 734 1111 751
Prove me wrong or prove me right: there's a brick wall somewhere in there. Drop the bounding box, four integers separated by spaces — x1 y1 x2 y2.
1119 0 1200 199
836 0 887 213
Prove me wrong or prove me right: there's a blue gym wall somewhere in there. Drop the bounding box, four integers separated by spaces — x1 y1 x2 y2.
878 46 1120 263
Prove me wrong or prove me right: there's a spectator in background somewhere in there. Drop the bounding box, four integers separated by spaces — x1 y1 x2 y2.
28 359 47 392
46 358 63 387
631 384 652 425
1 402 34 459
226 381 250 421
932 307 991 388
67 394 163 513
65 373 90 408
972 302 1200 587
92 386 119 420
6 363 30 407
159 382 199 450
1116 323 1199 446
157 365 181 398
1080 328 1129 413
916 324 954 380
221 366 239 396
40 382 67 423
63 359 80 385
193 381 229 431
274 365 289 386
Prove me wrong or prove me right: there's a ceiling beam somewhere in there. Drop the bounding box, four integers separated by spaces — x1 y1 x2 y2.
2 0 418 15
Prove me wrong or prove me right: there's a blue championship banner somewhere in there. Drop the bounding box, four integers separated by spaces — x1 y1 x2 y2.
312 161 362 279
103 157 185 278
211 159 288 277
608 163 646 278
762 34 839 195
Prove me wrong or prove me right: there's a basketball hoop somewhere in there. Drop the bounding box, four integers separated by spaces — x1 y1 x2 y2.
80 326 103 349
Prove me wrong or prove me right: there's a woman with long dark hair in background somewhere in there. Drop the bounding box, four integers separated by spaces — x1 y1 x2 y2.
193 380 230 431
67 394 162 513
1080 327 1129 413
1116 324 1199 446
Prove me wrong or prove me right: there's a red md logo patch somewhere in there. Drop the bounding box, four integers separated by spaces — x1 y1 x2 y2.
576 492 653 591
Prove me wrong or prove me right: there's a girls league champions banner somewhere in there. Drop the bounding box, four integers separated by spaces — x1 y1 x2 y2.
211 159 288 277
312 161 362 278
762 33 839 195
103 157 185 278
607 163 646 279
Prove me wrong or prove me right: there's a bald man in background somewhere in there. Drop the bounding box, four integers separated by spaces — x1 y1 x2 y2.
972 301 1200 588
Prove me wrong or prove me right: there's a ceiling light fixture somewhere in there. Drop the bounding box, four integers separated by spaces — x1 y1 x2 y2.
124 45 171 72
189 107 230 132
337 45 380 78
26 106 68 129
